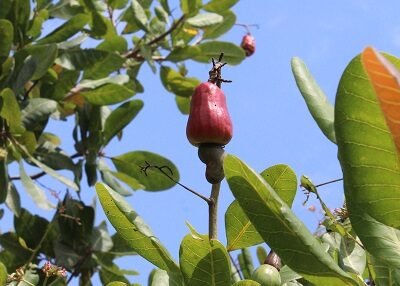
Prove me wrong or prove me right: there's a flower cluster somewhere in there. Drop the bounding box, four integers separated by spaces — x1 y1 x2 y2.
42 261 67 278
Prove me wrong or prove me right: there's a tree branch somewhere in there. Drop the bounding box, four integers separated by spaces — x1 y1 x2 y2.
208 182 221 240
124 14 186 59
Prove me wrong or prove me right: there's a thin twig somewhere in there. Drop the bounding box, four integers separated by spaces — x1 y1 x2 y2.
229 251 243 280
124 15 186 59
315 178 343 188
9 153 83 181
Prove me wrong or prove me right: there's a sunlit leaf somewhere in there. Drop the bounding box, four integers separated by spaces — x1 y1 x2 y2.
160 66 200 97
371 255 400 286
21 98 57 130
224 155 362 286
225 164 297 251
231 281 261 286
19 160 54 210
203 0 239 13
291 57 336 143
0 261 6 286
0 89 23 134
112 151 179 191
187 13 223 28
335 52 400 268
194 41 245 65
203 10 236 40
131 0 148 31
175 95 191 114
95 183 183 281
179 233 231 286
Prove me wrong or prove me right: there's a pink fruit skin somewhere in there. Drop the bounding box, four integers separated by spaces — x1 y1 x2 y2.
241 34 256 57
186 82 233 147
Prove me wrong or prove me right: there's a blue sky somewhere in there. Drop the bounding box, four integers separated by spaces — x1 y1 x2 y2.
3 1 400 285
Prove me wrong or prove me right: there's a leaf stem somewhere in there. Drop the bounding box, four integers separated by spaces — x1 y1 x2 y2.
208 182 221 240
315 178 343 188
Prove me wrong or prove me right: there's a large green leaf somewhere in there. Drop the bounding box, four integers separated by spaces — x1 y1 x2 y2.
5 183 21 217
103 99 143 145
0 261 6 286
203 10 236 40
203 0 239 13
225 164 297 251
179 233 231 286
95 183 183 284
148 269 175 286
186 13 223 28
37 13 89 44
260 164 297 207
371 255 400 286
193 41 245 65
0 19 13 61
335 53 400 267
291 57 336 143
160 66 200 97
223 155 361 286
112 151 179 191
81 84 134 105
130 0 148 31
225 200 263 251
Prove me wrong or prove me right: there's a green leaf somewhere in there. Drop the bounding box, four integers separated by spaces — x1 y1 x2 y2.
371 255 400 286
339 235 366 276
19 160 54 210
91 12 108 36
280 265 302 284
0 89 23 134
335 54 400 268
148 269 174 286
291 57 336 143
225 164 297 251
91 221 113 252
160 66 200 97
18 143 79 191
21 98 57 130
131 0 148 31
56 49 124 75
203 10 236 40
28 44 58 80
166 46 201 62
225 200 263 251
223 154 361 286
194 41 245 65
256 246 267 265
79 75 129 89
0 261 6 286
81 84 135 105
238 248 254 279
175 95 191 114
38 13 89 44
232 281 261 286
14 209 49 250
106 282 128 286
187 13 223 28
180 0 201 16
0 19 13 61
95 183 182 278
203 0 239 13
103 99 143 144
179 233 231 286
112 151 179 191
260 164 297 207
5 183 21 217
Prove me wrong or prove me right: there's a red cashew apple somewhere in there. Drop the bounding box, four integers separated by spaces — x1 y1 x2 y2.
241 34 256 57
186 82 233 147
